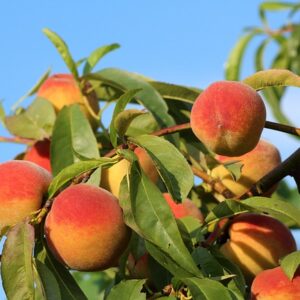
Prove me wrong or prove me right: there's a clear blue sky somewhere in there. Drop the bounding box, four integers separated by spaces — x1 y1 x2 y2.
0 1 299 297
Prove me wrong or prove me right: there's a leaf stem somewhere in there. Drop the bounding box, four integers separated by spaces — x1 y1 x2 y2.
0 136 34 145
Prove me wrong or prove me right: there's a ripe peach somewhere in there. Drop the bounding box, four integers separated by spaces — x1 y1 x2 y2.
0 160 52 227
24 139 51 173
211 139 281 197
37 74 99 126
101 147 159 197
190 81 266 156
220 214 296 282
163 193 203 222
251 266 300 300
45 184 131 271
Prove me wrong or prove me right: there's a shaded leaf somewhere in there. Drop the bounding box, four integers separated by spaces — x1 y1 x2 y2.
129 135 193 202
184 277 233 300
281 251 300 280
5 98 56 140
106 279 146 300
126 113 159 137
34 259 61 300
50 104 99 176
83 43 120 75
43 28 79 80
1 222 35 300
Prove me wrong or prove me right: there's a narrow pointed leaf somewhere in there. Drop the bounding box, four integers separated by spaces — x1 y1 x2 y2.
281 251 300 280
43 28 79 80
119 161 202 278
83 43 120 75
129 135 194 202
1 222 35 300
50 104 99 176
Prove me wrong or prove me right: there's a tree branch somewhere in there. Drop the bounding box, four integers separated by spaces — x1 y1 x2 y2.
265 121 300 137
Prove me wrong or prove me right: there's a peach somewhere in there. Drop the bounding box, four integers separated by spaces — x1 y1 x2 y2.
0 160 52 227
127 253 150 279
251 266 300 300
37 74 99 126
24 139 51 173
211 139 281 197
163 193 203 222
190 81 266 156
101 147 159 197
45 184 131 271
220 213 296 282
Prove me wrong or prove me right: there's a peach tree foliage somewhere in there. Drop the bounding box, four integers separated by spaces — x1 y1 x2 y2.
0 23 300 300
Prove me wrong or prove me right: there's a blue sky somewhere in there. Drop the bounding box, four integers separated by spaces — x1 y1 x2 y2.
0 0 299 296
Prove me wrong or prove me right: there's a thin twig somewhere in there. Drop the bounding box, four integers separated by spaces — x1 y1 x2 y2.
265 121 300 137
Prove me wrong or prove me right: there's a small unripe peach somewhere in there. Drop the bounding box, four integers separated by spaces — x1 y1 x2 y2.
37 74 99 126
127 253 150 279
163 193 203 222
251 266 300 300
0 160 52 227
101 147 159 197
220 214 296 281
45 184 131 271
24 139 51 173
212 139 281 197
190 81 266 156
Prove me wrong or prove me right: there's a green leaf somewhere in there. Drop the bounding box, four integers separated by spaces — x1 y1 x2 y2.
83 43 120 75
106 279 146 300
43 28 79 80
1 222 35 300
5 98 56 140
149 81 200 103
90 68 175 128
34 259 62 300
225 31 261 81
11 68 51 111
184 278 233 300
223 161 244 181
125 113 159 137
129 135 194 202
50 104 99 176
243 69 300 90
119 161 202 279
110 89 140 147
281 251 300 280
48 157 118 198
37 245 87 300
243 197 300 226
114 109 144 138
0 100 5 126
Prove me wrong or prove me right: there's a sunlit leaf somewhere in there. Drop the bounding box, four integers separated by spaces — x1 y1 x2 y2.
281 251 300 280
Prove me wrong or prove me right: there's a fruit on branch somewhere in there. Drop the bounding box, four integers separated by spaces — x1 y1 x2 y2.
251 266 300 299
127 253 150 279
45 184 131 271
0 160 52 227
220 213 296 281
24 139 51 173
211 139 281 197
163 193 203 222
190 81 266 156
101 147 159 197
37 74 99 126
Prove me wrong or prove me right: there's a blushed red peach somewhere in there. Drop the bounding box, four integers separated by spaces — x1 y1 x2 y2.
163 193 203 222
190 81 266 156
45 184 131 271
24 139 51 173
212 139 281 197
0 160 52 227
220 214 296 282
101 147 159 197
37 74 99 126
251 266 300 299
